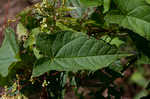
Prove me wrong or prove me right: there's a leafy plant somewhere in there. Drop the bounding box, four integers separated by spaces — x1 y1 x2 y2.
0 0 150 98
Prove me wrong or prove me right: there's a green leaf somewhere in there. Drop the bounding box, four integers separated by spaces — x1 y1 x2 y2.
80 0 102 7
32 58 50 77
103 0 111 13
101 35 124 47
146 0 150 4
109 60 123 72
33 48 43 59
134 90 148 99
16 22 28 40
130 71 149 88
0 28 19 77
56 22 77 32
105 0 150 40
24 28 40 48
36 33 56 57
32 31 130 77
110 37 124 47
137 54 150 64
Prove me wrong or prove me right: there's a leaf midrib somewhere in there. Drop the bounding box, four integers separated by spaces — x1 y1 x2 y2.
54 54 128 59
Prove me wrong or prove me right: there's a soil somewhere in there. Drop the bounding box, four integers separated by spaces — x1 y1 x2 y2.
0 0 30 44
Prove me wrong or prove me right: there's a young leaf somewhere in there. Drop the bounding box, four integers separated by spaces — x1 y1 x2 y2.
0 28 19 77
16 22 28 40
32 31 130 77
101 35 124 47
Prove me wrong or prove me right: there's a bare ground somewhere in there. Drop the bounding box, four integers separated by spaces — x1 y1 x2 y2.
0 0 29 44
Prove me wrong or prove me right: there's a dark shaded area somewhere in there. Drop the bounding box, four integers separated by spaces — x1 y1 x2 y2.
128 30 150 58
